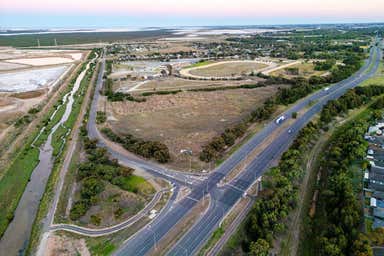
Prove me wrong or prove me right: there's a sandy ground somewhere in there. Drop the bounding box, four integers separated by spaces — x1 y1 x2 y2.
107 85 283 170
0 65 70 92
0 48 84 61
44 233 90 256
5 57 74 66
69 53 83 61
0 61 28 71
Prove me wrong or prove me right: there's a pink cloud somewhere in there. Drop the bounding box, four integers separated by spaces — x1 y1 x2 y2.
1 0 384 18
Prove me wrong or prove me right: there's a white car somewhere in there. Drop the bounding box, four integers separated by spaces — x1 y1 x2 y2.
275 115 286 124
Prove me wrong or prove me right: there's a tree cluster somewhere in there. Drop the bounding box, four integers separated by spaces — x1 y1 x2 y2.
320 85 384 124
309 92 384 255
101 127 171 163
312 118 370 255
314 59 336 71
96 111 106 124
199 123 247 162
70 129 135 221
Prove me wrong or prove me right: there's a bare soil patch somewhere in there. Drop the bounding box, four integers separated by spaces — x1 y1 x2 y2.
45 232 90 256
5 57 74 66
10 89 46 99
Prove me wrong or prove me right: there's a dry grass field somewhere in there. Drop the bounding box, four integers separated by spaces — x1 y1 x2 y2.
106 85 284 171
188 61 268 77
270 62 327 78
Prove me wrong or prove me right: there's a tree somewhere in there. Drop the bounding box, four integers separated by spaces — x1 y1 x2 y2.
70 199 90 220
119 166 134 177
199 146 216 162
352 234 373 256
222 131 236 146
154 148 171 163
81 177 105 199
249 239 269 256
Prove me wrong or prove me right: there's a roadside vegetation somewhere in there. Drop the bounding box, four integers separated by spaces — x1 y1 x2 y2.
101 127 171 163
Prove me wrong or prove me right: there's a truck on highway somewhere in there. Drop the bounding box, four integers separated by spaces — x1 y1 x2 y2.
275 115 286 124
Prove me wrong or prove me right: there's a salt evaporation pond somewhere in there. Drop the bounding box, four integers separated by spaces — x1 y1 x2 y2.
0 65 69 92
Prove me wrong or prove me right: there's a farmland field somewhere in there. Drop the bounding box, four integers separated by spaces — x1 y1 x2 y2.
0 30 174 47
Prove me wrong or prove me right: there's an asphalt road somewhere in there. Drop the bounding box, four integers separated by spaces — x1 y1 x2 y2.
114 42 382 256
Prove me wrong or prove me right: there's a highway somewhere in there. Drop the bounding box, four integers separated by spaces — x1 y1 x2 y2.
112 42 382 255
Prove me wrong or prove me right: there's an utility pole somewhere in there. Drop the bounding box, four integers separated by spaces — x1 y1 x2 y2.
189 153 192 172
54 38 58 47
37 39 40 48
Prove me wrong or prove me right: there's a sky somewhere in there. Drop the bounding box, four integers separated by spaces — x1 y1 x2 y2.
1 0 384 28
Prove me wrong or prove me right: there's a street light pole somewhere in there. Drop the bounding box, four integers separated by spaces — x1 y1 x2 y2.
189 153 192 172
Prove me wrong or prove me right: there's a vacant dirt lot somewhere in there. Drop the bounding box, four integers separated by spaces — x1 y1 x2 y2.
45 233 90 256
0 90 46 135
187 61 268 78
106 85 283 171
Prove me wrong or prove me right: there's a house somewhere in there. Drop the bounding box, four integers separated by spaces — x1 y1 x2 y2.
364 121 384 229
